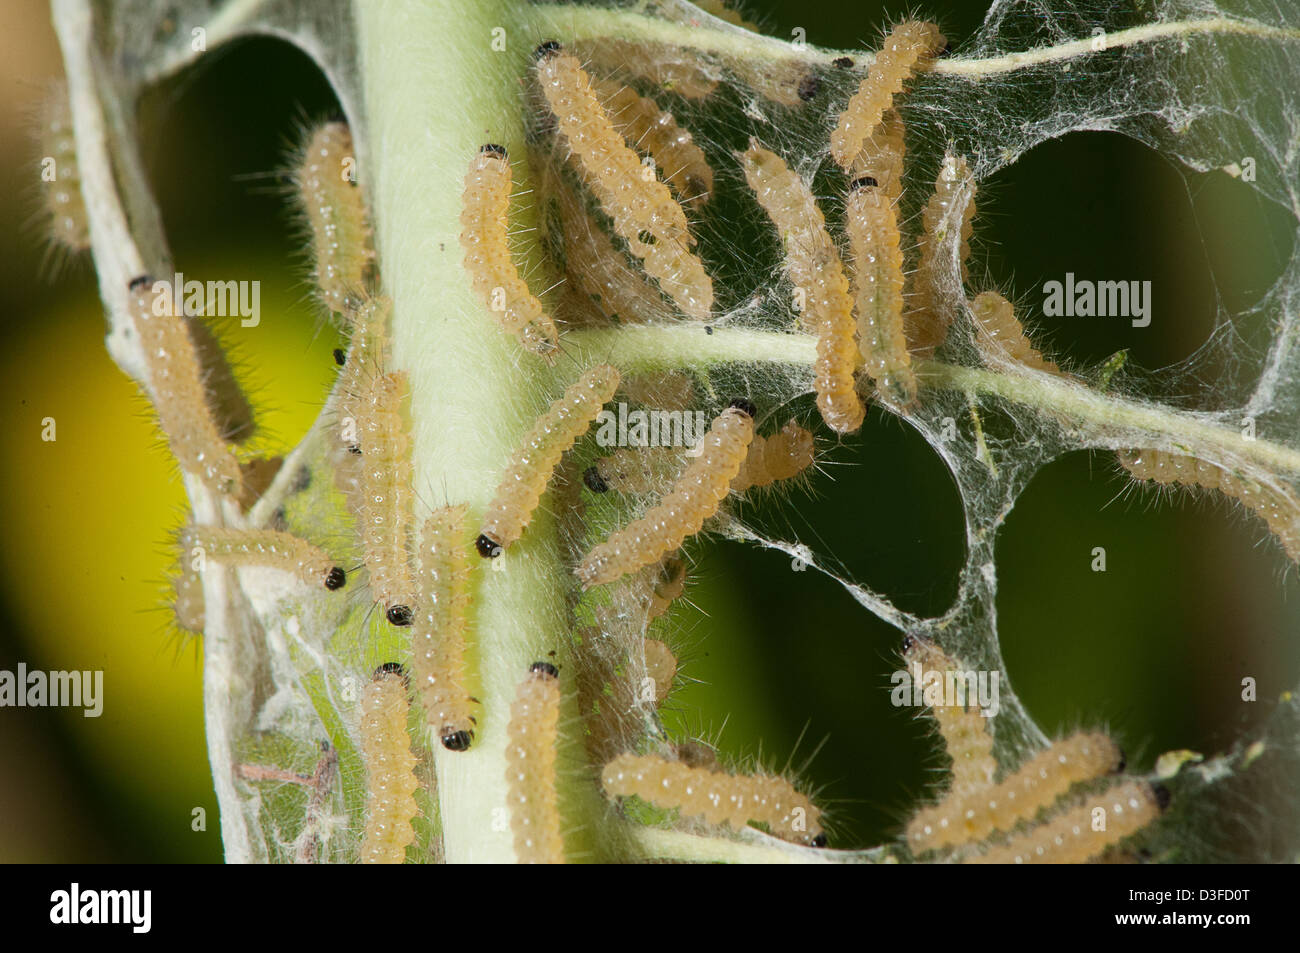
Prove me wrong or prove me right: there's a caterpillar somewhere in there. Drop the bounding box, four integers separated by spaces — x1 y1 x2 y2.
413 505 477 751
576 403 755 588
37 82 89 256
478 363 620 557
591 77 713 204
360 664 420 864
170 543 205 635
358 370 416 625
505 662 565 864
460 144 560 356
901 636 995 796
907 731 1124 853
845 176 916 408
601 752 826 846
535 43 714 320
965 782 1165 864
829 20 946 169
335 295 391 451
909 153 977 357
573 39 720 100
730 420 816 493
970 291 1062 375
584 445 683 497
294 121 374 315
850 108 906 202
642 639 677 703
1117 449 1300 562
127 276 243 496
740 142 863 433
182 527 346 591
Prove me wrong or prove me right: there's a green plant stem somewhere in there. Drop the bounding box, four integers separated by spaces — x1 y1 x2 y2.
354 0 616 864
567 326 1300 476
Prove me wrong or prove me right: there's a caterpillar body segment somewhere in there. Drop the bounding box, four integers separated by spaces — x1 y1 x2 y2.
182 527 346 591
909 153 977 357
505 663 565 863
576 405 755 588
591 77 713 204
730 420 816 493
739 143 863 432
460 144 559 356
845 178 916 408
601 752 826 846
357 370 416 626
901 636 995 796
478 364 620 557
38 82 89 255
414 506 477 752
970 291 1061 375
535 45 714 320
830 21 946 168
360 665 420 864
295 121 374 315
849 108 906 202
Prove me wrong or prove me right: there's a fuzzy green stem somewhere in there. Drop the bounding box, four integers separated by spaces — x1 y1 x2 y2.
355 0 617 864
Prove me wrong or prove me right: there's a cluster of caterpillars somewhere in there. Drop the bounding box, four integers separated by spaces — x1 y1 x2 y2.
901 637 1166 862
118 14 1244 862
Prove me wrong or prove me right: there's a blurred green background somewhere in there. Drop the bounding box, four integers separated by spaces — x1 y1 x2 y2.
1 0 1296 862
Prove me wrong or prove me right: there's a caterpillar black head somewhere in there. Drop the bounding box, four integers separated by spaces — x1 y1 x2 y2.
832 56 854 68
530 661 559 679
386 604 414 627
441 729 474 752
324 567 347 590
480 143 508 158
583 465 609 494
332 348 346 366
128 274 153 291
475 533 502 558
374 661 408 681
534 39 562 60
849 175 879 192
728 398 757 418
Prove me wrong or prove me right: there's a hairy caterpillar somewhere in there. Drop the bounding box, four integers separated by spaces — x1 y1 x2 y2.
535 44 714 320
601 752 826 846
845 177 915 408
358 371 416 625
1117 449 1300 562
970 291 1062 375
909 154 977 357
907 731 1124 852
38 82 89 256
170 544 205 635
576 403 755 588
336 295 391 449
965 782 1165 864
127 277 242 496
730 420 816 492
414 506 477 751
591 77 713 204
360 664 420 864
460 144 559 356
850 109 906 201
573 39 720 100
505 662 565 864
740 143 863 433
902 636 995 796
182 527 346 591
830 20 946 169
478 364 620 557
294 121 374 315
642 639 677 703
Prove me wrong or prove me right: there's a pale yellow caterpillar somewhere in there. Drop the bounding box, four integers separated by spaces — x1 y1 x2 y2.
970 291 1062 375
907 731 1124 853
460 144 559 356
38 82 89 255
358 370 416 625
830 20 946 169
1117 449 1300 562
505 662 565 864
730 420 816 493
294 121 374 315
591 77 713 204
909 154 977 357
601 752 827 846
576 403 755 588
965 782 1165 864
849 108 906 202
535 43 714 320
573 40 720 100
846 177 915 408
642 639 677 703
740 143 863 433
414 505 477 751
902 636 995 796
182 527 347 591
360 664 420 864
170 543 205 635
478 363 620 557
127 276 242 496
336 295 391 451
